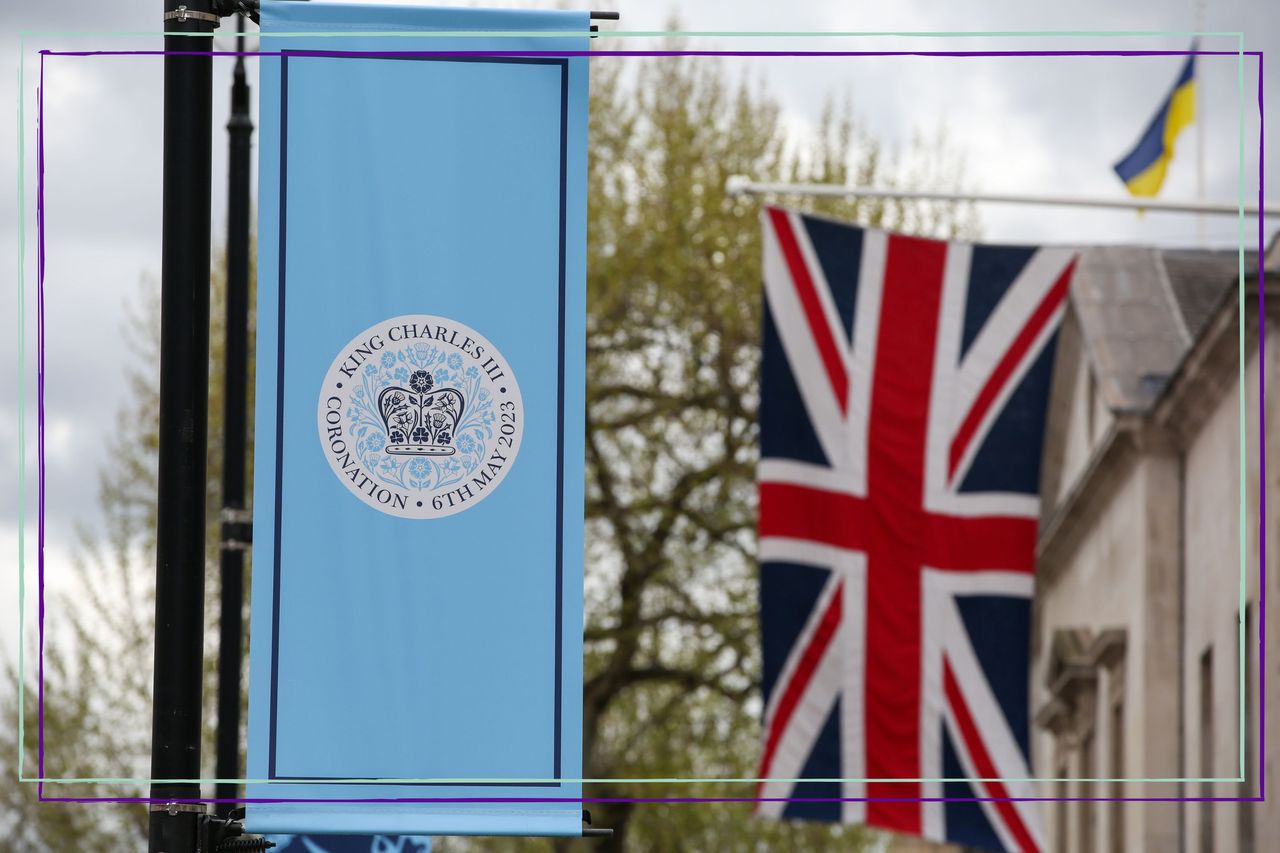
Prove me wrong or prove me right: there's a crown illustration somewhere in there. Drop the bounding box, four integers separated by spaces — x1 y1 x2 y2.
377 370 465 456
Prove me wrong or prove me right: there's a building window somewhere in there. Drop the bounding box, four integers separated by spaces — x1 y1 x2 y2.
1109 697 1124 853
1200 647 1214 853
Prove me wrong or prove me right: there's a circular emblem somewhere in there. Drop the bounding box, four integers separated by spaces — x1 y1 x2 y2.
317 314 523 519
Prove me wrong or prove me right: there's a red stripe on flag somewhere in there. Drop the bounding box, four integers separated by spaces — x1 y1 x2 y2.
863 234 948 832
925 514 1038 574
944 660 1042 853
755 580 844 792
758 481 871 553
947 259 1075 482
760 481 1036 574
767 207 849 413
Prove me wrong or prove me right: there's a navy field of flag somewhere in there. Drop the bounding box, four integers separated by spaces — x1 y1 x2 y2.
246 1 587 837
755 208 1076 852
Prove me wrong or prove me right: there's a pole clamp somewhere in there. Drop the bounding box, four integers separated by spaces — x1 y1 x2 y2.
221 507 254 551
164 6 222 26
149 801 209 815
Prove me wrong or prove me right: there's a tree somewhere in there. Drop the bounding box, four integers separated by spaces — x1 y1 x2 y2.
0 252 253 850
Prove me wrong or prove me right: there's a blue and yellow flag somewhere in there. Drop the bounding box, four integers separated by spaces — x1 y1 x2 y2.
1113 47 1197 197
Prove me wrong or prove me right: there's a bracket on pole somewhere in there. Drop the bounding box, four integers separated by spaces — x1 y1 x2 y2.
583 809 614 838
219 507 253 551
164 5 222 25
149 802 209 815
212 0 261 25
589 9 619 38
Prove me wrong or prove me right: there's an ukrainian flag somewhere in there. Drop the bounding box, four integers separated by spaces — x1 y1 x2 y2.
1113 47 1197 197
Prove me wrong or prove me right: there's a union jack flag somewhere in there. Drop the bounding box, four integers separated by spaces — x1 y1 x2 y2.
755 207 1076 852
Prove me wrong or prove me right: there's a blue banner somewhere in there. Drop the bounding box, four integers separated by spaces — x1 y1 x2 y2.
247 1 587 836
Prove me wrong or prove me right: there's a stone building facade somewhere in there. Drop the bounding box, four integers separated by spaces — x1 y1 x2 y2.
1032 238 1279 853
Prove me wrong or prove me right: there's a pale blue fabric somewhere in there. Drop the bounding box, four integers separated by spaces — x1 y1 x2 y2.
247 1 587 836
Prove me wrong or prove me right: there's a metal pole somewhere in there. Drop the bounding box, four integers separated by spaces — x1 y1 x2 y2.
724 176 1280 218
1194 4 1207 247
151 2 216 851
215 11 252 817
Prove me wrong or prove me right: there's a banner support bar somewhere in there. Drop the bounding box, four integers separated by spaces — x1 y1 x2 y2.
204 3 618 26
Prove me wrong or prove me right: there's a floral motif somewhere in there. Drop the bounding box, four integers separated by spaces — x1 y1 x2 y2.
409 370 433 394
447 353 464 370
382 389 415 443
381 351 397 368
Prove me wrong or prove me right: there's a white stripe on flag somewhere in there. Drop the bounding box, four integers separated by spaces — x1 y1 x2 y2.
942 592 1045 850
924 241 972 513
948 297 1067 491
789 210 854 379
839 563 868 825
845 228 887 496
763 214 851 470
758 542 846 728
756 630 843 816
758 458 862 498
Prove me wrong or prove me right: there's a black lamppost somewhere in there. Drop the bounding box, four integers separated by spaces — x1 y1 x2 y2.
151 1 217 850
214 10 254 818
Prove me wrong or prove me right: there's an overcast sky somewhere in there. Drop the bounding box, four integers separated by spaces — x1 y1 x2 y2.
2 0 1275 663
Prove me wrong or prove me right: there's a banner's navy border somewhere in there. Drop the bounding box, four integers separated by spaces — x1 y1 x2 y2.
266 51 569 789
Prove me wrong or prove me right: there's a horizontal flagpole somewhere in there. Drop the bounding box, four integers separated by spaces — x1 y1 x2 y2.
725 175 1279 217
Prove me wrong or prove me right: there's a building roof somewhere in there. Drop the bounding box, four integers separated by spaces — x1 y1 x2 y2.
1037 235 1276 564
1069 245 1248 413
